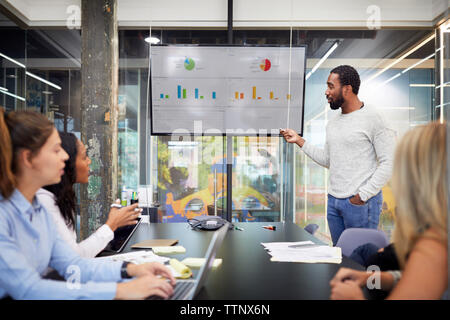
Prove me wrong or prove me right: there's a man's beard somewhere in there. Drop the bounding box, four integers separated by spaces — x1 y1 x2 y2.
328 88 344 110
329 96 344 110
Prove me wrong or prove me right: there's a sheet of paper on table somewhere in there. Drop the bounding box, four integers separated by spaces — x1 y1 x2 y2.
261 241 342 264
97 250 186 278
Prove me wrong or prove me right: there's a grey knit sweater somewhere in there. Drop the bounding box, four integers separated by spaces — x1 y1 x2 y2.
301 105 396 201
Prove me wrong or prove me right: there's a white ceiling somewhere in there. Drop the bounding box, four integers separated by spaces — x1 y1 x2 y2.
0 0 448 28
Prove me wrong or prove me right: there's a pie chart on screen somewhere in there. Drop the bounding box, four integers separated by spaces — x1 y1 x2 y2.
184 57 195 71
259 58 271 71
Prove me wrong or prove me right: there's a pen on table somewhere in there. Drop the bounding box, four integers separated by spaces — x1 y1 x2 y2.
262 225 276 231
234 226 244 231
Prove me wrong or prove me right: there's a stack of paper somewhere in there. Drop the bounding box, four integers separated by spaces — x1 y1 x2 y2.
97 250 170 265
181 258 223 269
261 241 342 264
152 246 186 254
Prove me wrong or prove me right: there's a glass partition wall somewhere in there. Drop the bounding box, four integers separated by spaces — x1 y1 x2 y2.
121 29 437 244
0 28 26 111
1 17 438 243
296 30 435 243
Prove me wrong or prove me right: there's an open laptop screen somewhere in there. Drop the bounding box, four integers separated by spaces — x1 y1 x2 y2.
103 217 141 253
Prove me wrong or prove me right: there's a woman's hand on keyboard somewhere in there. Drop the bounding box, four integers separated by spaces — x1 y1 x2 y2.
115 275 174 300
127 262 176 285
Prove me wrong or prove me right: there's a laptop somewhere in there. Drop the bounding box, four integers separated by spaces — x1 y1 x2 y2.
148 222 229 300
101 217 142 254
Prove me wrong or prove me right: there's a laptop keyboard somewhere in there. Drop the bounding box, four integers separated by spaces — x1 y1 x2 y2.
147 280 196 300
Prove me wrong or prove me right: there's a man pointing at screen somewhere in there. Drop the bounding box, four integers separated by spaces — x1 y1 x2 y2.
281 65 396 245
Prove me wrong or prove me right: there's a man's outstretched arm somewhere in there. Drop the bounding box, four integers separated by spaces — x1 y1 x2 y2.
280 128 330 168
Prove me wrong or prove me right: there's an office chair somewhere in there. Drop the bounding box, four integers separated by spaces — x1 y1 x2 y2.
336 228 389 257
304 223 319 235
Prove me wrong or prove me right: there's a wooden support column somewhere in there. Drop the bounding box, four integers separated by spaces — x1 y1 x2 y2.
80 0 118 239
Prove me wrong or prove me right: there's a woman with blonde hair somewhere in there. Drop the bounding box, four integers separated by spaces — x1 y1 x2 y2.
330 121 447 300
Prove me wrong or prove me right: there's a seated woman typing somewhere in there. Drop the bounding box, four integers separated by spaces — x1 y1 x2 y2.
37 132 138 258
0 109 175 299
330 121 447 300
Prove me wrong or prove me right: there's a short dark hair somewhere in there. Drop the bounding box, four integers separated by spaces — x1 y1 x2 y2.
330 65 361 95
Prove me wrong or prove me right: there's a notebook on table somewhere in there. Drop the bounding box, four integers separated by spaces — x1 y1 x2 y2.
131 239 178 249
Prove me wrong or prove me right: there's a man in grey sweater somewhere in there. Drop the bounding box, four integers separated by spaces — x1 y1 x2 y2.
281 65 396 245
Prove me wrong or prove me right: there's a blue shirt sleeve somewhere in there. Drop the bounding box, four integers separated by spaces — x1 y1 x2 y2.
49 230 123 284
0 203 123 300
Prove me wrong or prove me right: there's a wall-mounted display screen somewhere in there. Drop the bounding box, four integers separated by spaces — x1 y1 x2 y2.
150 45 306 136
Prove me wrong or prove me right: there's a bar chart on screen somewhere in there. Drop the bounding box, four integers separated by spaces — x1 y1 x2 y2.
150 46 305 134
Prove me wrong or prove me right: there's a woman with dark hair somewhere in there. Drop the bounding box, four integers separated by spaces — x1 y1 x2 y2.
36 132 138 258
0 108 175 300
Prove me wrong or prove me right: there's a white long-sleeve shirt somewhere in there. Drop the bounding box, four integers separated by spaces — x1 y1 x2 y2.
301 105 396 201
36 188 114 258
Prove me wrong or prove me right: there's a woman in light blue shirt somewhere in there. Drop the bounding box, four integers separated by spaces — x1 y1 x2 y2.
0 108 175 300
